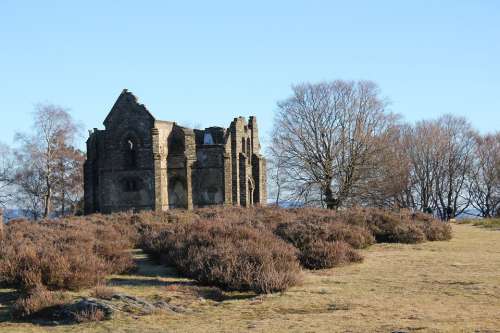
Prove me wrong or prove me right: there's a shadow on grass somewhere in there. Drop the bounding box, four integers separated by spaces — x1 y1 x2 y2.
0 289 19 323
109 249 195 288
126 250 259 302
0 290 79 327
195 287 257 302
128 249 182 278
8 305 80 327
108 276 194 288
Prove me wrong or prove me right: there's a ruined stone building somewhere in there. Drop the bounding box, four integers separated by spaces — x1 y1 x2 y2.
84 89 266 214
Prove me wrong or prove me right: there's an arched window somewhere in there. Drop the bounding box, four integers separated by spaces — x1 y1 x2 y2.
168 129 185 155
168 176 187 209
124 137 137 168
203 132 214 144
241 138 246 153
246 139 251 156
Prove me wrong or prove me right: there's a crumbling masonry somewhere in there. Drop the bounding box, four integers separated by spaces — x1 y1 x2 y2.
84 89 266 214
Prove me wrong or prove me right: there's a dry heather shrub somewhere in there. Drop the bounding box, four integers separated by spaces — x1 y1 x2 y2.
410 212 453 241
362 209 426 243
196 206 251 221
12 287 106 322
337 208 444 243
143 220 302 294
91 284 116 300
325 223 375 248
0 219 135 292
244 207 295 230
338 208 452 243
11 287 69 319
417 219 452 241
88 210 202 249
79 213 140 245
73 307 106 323
274 221 367 269
275 219 374 250
300 240 363 269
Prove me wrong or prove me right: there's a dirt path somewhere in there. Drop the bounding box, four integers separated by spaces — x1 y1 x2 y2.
1 224 499 333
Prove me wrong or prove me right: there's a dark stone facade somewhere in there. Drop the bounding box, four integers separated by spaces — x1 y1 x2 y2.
84 89 266 214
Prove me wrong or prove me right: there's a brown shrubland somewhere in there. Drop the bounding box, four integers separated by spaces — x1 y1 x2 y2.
0 218 135 292
10 287 69 319
0 206 451 296
273 218 372 269
141 220 302 293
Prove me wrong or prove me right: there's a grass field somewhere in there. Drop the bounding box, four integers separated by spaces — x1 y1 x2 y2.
1 223 499 333
460 218 500 230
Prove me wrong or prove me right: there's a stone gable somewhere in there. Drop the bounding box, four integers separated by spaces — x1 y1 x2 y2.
84 90 266 213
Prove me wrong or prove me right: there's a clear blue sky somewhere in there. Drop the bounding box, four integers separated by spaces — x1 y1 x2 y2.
0 0 498 149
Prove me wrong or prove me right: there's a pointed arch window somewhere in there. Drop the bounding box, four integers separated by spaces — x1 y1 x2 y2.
246 138 251 156
124 137 137 168
203 132 214 144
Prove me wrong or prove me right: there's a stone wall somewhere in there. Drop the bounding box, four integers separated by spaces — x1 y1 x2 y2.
84 89 267 214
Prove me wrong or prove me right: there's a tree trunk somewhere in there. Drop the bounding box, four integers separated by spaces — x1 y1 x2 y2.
44 186 51 218
323 185 339 210
44 161 51 218
61 189 65 216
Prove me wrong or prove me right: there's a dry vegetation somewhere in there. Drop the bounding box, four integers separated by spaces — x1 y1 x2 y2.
0 221 497 332
0 207 455 326
460 218 500 230
0 218 135 292
141 220 302 293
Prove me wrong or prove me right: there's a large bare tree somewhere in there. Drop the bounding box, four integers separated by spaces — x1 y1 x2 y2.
13 153 46 220
52 145 85 216
403 115 476 220
360 124 414 208
266 145 288 206
269 80 397 209
468 132 500 217
432 115 476 220
404 120 443 214
15 104 81 218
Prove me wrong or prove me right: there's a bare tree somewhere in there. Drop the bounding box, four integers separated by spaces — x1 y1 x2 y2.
266 145 287 206
52 145 85 216
432 115 476 220
360 124 414 208
14 153 46 220
270 80 397 209
404 120 443 214
14 104 80 218
468 132 500 218
0 143 14 207
403 115 476 220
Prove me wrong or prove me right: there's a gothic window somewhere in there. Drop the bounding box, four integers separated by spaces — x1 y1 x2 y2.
168 176 187 208
247 138 251 163
241 138 246 153
169 131 185 155
124 137 137 168
203 132 214 144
